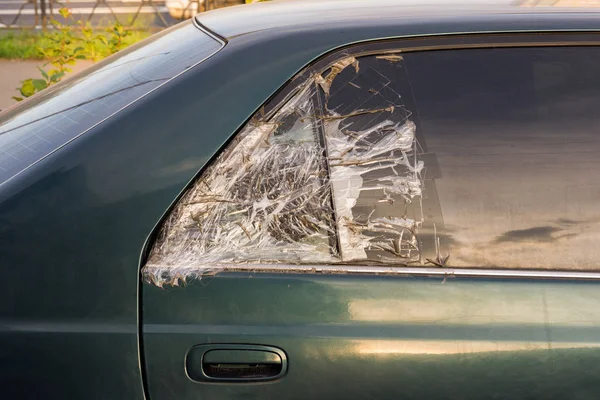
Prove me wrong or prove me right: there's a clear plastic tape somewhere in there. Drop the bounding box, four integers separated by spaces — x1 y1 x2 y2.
144 56 425 286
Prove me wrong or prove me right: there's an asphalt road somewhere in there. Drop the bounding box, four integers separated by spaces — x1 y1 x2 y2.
0 0 178 28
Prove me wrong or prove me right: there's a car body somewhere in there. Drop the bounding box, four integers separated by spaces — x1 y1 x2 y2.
3 0 600 399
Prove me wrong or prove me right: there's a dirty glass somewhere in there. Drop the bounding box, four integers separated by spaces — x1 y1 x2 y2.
0 21 223 185
405 46 600 270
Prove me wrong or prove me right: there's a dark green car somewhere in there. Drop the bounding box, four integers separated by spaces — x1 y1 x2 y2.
2 0 600 398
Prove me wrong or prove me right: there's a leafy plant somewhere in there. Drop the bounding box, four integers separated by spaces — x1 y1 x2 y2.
14 8 135 101
13 66 65 100
104 22 132 54
38 8 86 73
80 21 107 62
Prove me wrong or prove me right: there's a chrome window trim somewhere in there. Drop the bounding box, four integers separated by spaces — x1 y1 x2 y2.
216 264 600 280
193 19 227 47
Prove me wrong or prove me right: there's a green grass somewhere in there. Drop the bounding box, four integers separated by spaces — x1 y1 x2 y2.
0 31 49 60
0 29 152 60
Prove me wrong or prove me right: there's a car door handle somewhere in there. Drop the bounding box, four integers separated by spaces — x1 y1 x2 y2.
186 344 288 382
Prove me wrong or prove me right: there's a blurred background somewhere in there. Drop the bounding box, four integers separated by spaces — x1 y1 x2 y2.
0 0 247 29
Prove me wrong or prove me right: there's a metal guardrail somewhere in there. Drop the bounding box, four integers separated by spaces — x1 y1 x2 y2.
0 0 37 27
0 0 244 29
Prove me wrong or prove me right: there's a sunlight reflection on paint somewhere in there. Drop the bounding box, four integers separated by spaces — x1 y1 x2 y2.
354 340 600 356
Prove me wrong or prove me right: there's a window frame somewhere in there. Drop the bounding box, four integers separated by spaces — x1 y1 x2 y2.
143 31 600 283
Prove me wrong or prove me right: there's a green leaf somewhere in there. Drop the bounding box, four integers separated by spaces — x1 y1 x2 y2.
50 71 65 82
32 79 47 91
58 8 71 19
12 96 24 102
37 67 49 80
36 46 48 57
19 79 36 97
75 54 87 60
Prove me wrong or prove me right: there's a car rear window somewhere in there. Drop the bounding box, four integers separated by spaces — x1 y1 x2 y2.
0 20 224 186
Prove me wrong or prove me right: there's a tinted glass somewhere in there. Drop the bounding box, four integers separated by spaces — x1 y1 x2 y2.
405 47 600 270
0 21 223 185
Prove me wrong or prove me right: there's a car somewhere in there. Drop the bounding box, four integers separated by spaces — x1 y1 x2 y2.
2 0 600 398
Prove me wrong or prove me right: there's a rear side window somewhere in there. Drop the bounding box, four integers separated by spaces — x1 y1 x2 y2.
145 53 431 286
0 20 223 185
144 43 600 285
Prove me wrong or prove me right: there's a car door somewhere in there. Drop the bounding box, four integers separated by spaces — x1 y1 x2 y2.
141 34 600 400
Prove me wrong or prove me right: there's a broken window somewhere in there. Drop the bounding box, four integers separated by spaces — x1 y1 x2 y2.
145 83 339 285
320 55 425 263
144 42 600 286
144 50 451 286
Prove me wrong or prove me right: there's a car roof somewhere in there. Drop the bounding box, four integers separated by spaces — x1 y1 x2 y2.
198 0 600 39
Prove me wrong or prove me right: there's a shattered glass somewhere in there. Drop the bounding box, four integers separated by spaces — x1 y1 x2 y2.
144 52 442 286
320 55 425 263
144 84 339 285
